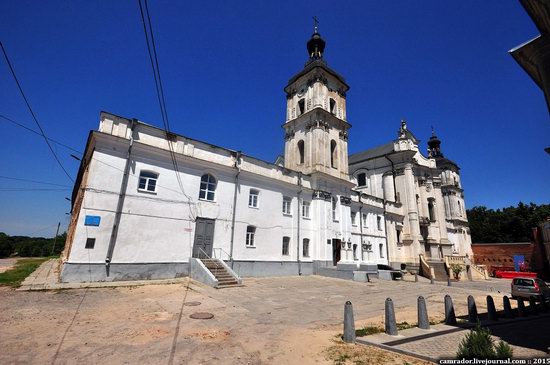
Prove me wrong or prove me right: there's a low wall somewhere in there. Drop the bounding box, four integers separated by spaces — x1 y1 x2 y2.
61 262 189 283
230 260 314 277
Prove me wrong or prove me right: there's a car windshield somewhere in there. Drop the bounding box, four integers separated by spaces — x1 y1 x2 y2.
514 278 534 286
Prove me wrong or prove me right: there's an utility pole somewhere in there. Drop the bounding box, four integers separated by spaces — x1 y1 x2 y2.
50 222 61 256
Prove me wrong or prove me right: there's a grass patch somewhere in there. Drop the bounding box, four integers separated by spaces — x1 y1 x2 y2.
0 258 48 288
355 325 382 337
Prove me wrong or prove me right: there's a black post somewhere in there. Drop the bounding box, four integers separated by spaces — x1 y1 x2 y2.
444 295 457 325
503 296 514 319
385 298 398 335
487 295 498 321
50 221 61 256
467 295 478 323
343 301 356 343
418 296 430 329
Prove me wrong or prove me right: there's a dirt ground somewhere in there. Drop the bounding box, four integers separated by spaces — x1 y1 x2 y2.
0 275 512 364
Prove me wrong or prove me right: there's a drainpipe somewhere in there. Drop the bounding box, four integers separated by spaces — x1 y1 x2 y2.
358 193 365 261
384 154 397 202
229 151 242 269
105 118 137 275
296 172 303 275
383 199 391 266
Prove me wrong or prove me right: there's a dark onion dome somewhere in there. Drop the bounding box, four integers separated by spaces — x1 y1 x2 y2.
307 31 325 60
427 129 443 158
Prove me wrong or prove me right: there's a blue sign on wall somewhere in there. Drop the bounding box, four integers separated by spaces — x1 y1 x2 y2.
84 215 101 227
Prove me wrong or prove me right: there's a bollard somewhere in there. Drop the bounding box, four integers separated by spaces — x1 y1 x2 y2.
517 298 527 317
343 301 356 343
415 273 418 282
541 298 548 313
487 295 498 321
385 298 398 335
447 277 451 287
444 295 457 325
417 296 430 329
467 295 478 323
529 297 539 315
503 296 514 319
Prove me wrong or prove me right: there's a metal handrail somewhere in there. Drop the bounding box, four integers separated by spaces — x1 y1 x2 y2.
213 247 231 261
198 248 223 271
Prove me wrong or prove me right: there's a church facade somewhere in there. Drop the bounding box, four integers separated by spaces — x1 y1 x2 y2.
61 30 472 282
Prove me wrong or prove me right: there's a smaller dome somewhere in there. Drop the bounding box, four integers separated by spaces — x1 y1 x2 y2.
307 32 325 60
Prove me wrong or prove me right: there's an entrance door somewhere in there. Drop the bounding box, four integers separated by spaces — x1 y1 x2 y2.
193 218 215 258
332 239 341 266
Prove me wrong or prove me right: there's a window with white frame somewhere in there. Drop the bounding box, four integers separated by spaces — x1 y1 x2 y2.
351 212 357 226
379 243 384 258
246 226 256 247
362 213 368 227
283 196 292 215
249 189 259 208
199 173 217 201
282 236 290 256
138 171 158 193
332 196 338 221
377 216 382 230
302 201 310 218
303 238 310 257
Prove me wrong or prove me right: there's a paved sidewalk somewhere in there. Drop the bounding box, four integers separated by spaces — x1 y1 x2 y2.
357 315 550 361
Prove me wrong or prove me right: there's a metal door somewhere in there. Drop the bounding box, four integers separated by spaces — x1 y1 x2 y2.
192 218 215 258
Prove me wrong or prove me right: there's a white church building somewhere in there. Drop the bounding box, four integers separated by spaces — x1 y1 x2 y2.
61 29 473 284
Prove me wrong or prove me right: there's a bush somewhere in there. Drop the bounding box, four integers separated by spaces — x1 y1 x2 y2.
456 323 513 359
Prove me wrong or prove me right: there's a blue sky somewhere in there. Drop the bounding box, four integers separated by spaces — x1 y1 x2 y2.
1 1 549 237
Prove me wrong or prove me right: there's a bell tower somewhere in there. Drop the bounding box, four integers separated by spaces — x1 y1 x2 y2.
283 26 351 180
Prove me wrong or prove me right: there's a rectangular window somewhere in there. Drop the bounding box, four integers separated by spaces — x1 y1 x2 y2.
249 189 259 208
362 213 368 227
282 236 290 256
377 216 382 230
332 197 338 221
379 243 384 258
396 228 401 243
85 238 95 249
283 196 292 215
351 212 357 226
138 171 158 193
302 201 310 218
302 238 310 257
246 226 256 247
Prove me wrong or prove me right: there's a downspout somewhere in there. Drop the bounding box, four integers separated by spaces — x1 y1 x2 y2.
358 193 364 261
383 200 391 265
296 172 303 275
384 154 397 202
229 151 242 269
105 118 137 275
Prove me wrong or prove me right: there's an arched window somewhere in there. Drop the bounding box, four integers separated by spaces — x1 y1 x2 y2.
330 140 337 168
357 172 366 187
298 99 305 115
329 98 336 114
297 140 305 164
199 173 217 201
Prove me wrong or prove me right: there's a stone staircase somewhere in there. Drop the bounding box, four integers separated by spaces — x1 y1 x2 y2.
428 260 449 281
200 258 241 288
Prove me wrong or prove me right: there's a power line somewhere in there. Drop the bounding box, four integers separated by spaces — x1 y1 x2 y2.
0 114 82 154
0 187 70 191
0 175 72 187
137 0 196 220
0 41 74 182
